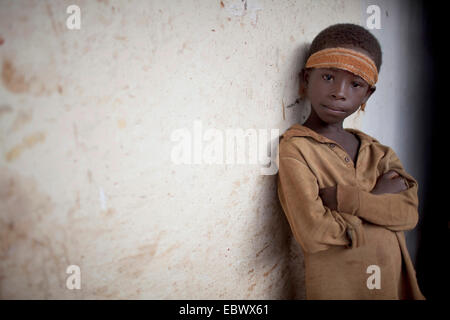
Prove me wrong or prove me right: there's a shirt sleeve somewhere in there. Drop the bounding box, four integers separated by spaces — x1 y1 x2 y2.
277 156 366 254
336 147 419 232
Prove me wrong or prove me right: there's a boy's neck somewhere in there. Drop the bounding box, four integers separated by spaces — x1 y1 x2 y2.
302 114 346 135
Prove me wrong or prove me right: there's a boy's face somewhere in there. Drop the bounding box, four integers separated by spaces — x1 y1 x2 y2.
302 57 376 124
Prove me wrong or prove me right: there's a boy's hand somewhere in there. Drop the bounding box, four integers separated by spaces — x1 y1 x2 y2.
319 186 338 211
370 170 408 195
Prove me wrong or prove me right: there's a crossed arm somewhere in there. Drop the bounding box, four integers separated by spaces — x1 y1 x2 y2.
319 150 419 232
277 146 419 254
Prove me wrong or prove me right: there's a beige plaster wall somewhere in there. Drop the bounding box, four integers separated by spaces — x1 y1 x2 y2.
0 0 361 299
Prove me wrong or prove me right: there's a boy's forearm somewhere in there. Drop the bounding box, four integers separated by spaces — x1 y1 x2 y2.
336 183 419 231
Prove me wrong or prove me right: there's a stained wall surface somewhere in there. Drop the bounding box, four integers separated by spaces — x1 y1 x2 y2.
1 0 427 299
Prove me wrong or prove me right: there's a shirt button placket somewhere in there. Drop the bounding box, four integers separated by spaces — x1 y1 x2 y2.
344 156 353 168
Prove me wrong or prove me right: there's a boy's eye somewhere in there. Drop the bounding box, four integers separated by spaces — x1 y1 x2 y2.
352 82 362 88
322 74 333 81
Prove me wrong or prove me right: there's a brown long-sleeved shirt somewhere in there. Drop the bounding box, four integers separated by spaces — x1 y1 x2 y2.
277 123 425 300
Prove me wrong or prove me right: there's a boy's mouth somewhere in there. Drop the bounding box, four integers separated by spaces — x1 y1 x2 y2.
321 104 346 114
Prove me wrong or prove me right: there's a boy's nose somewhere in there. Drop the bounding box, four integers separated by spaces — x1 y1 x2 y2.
331 82 347 100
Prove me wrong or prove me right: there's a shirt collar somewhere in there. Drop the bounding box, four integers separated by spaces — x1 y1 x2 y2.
281 123 378 151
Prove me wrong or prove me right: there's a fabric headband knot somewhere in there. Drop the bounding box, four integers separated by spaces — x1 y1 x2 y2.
305 47 378 87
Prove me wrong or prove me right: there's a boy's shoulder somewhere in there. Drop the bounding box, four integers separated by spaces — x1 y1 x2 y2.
344 127 381 145
279 123 318 142
346 127 395 152
278 124 314 154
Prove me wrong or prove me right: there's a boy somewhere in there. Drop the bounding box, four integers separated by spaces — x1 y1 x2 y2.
277 23 425 299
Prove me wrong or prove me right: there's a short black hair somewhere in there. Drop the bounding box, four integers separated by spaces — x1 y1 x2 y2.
307 23 382 72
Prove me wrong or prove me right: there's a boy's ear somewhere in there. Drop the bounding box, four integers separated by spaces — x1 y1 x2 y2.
298 68 309 99
300 68 310 84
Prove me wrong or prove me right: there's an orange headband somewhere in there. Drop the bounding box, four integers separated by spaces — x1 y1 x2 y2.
305 47 378 87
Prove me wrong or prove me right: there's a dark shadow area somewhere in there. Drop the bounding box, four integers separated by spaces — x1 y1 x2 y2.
414 2 448 301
